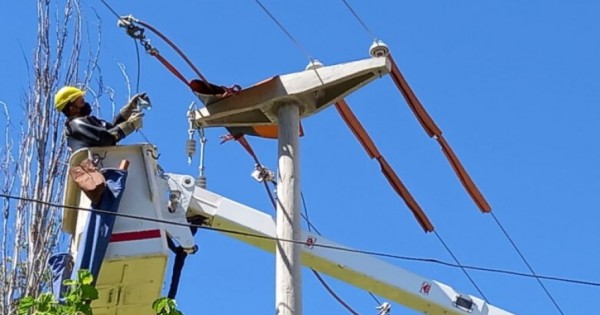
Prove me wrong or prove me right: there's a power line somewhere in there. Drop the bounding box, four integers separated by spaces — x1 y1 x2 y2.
491 212 565 314
434 231 489 302
99 0 121 20
339 0 377 40
252 0 312 61
2 192 598 288
258 177 361 314
300 191 363 314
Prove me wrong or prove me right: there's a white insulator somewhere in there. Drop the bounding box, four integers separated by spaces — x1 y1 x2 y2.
305 59 324 71
369 39 390 58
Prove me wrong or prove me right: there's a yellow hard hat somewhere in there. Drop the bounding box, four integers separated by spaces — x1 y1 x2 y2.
54 86 85 112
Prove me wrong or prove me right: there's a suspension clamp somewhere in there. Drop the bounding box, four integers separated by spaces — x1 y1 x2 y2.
376 302 391 315
251 164 275 183
222 84 242 97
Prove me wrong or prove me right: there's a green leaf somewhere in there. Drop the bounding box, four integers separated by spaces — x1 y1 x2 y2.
63 279 76 286
39 293 55 303
66 291 80 304
17 296 35 315
78 303 93 315
152 297 170 313
152 297 184 315
80 284 99 301
78 270 94 285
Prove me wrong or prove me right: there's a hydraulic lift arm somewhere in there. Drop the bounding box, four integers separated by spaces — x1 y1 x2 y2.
184 184 514 315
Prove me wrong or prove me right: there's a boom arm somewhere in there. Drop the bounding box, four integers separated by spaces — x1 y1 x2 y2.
185 183 514 315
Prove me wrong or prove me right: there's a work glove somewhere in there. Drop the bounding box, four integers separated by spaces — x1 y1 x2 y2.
120 92 150 119
116 112 144 138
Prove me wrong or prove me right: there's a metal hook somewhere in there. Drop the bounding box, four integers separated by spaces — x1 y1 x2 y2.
146 148 160 160
91 151 108 168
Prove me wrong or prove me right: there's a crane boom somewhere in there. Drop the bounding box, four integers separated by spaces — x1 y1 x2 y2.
186 185 514 315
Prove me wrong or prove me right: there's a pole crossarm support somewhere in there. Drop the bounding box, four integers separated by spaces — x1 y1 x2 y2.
189 57 390 128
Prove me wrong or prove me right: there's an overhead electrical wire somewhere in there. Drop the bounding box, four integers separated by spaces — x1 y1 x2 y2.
338 1 565 314
131 38 154 145
99 0 121 19
434 231 488 302
491 212 565 314
339 0 377 40
2 192 598 288
301 191 385 310
99 0 153 145
252 0 313 61
248 158 362 314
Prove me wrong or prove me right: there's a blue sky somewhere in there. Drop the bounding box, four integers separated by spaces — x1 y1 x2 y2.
2 1 600 314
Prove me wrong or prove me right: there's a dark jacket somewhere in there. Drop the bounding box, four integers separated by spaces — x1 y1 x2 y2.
64 114 126 152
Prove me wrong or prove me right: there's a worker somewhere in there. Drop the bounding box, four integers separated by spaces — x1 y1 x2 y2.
54 86 147 151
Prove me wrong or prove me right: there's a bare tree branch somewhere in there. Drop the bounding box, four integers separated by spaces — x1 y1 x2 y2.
0 0 105 312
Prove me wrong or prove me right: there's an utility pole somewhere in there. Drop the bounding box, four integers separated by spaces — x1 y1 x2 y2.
189 56 390 315
275 103 302 315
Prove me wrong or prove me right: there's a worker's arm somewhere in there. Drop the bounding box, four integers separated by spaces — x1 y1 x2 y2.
67 118 119 147
110 112 144 141
112 112 127 126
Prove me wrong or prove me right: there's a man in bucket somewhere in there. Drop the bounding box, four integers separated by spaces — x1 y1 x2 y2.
54 86 146 151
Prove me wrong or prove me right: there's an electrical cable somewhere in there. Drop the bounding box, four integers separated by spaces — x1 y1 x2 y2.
131 36 153 145
311 270 360 315
2 192 598 288
299 191 362 315
257 170 361 314
300 190 381 308
434 231 488 302
252 0 312 61
99 0 154 145
339 0 377 40
133 39 141 93
300 192 322 236
99 0 121 20
491 212 565 314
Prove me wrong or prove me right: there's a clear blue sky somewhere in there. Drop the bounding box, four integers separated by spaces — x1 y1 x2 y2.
1 1 600 314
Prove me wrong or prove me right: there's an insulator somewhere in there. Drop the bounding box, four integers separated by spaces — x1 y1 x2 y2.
186 138 196 164
369 39 390 58
305 59 324 71
197 175 207 189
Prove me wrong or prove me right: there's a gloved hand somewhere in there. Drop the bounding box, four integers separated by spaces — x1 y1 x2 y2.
128 111 144 130
116 112 144 137
120 92 149 119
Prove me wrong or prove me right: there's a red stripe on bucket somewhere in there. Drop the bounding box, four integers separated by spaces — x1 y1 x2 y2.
110 229 161 243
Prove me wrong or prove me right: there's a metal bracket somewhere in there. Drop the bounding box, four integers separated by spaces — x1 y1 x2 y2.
161 173 197 252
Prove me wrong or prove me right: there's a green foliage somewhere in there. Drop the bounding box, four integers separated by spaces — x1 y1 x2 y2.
17 270 98 315
152 297 184 315
17 269 184 315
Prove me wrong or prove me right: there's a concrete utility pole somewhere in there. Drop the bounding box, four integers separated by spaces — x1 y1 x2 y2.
275 103 302 315
189 56 390 315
